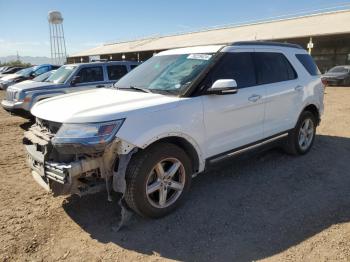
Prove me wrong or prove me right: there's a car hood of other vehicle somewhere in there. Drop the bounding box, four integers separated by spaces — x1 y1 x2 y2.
0 73 20 82
9 80 57 91
31 88 181 123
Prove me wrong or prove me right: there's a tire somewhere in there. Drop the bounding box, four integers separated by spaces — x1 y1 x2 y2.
125 142 192 218
284 111 317 155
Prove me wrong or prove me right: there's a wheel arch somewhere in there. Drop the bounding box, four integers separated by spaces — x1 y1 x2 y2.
302 104 320 125
29 91 65 109
141 135 203 174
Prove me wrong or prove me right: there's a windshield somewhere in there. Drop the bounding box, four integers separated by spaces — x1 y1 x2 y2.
46 65 76 84
17 67 36 77
33 71 54 82
115 53 214 94
329 66 349 73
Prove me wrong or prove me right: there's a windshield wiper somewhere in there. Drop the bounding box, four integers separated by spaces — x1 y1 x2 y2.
117 86 153 93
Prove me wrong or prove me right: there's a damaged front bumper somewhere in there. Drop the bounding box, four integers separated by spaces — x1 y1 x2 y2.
23 121 136 197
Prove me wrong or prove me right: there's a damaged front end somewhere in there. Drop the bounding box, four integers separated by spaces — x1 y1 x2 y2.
23 118 136 199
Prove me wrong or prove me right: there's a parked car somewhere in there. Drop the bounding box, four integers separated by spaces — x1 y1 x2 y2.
1 61 139 112
7 70 57 89
23 42 324 218
0 66 12 73
0 64 60 90
322 65 350 86
0 67 25 77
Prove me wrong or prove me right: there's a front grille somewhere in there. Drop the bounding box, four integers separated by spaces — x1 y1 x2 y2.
5 89 16 101
36 118 62 134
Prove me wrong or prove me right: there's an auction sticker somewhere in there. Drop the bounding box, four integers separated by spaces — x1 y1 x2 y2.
187 54 212 60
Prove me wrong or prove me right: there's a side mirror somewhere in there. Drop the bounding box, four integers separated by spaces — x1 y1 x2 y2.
207 79 238 95
70 76 81 86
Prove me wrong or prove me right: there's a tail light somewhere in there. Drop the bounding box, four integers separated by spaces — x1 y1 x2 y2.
321 78 328 87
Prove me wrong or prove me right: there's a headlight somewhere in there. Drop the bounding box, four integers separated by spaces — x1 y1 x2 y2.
14 91 20 101
3 80 14 84
52 119 125 146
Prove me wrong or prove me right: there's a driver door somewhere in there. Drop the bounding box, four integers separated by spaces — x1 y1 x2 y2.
201 49 266 158
69 66 106 93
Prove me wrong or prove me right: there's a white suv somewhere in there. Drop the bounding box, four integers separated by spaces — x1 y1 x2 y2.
24 42 324 218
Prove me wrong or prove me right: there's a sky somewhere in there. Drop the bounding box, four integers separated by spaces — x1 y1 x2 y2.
0 0 350 58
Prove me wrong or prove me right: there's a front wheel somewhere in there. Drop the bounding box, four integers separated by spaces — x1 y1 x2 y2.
284 111 317 155
125 143 192 218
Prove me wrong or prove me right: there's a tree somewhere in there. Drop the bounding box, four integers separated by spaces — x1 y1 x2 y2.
0 60 32 67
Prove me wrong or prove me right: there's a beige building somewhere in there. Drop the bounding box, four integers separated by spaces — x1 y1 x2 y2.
68 9 350 72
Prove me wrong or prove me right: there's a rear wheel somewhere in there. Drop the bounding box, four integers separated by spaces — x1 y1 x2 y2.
125 143 192 218
284 111 316 155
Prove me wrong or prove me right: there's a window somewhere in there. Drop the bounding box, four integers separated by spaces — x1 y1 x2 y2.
76 66 103 83
130 64 138 70
203 52 256 88
296 54 321 76
107 65 128 80
47 65 76 84
34 66 49 76
116 54 214 94
254 52 297 85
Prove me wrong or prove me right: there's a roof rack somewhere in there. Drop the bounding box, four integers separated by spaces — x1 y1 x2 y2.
231 41 303 49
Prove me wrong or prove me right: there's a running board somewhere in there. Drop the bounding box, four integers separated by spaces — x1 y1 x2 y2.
208 133 288 164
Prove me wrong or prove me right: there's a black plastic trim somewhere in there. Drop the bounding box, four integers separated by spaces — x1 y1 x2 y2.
206 130 291 165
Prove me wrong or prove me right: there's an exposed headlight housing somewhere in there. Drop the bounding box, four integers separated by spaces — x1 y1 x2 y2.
52 119 125 146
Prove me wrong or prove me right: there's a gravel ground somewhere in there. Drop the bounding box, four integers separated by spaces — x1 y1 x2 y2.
0 87 349 262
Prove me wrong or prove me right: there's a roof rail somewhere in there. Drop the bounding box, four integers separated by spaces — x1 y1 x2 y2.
231 41 304 49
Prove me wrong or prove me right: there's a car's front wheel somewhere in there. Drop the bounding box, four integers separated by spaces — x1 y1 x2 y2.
125 143 192 218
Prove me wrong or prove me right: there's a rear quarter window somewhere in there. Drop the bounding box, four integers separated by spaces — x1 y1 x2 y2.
296 54 321 76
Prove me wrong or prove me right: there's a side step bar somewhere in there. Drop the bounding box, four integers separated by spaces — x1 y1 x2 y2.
209 132 288 164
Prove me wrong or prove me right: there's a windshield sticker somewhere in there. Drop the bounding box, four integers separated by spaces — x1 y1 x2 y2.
187 54 212 60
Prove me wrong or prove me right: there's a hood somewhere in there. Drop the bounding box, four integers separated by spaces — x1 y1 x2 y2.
9 80 57 91
323 72 349 79
0 73 20 81
31 88 181 123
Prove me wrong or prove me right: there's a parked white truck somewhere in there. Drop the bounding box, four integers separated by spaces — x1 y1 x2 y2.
24 42 324 219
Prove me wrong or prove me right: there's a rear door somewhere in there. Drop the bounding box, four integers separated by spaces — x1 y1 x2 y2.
106 64 128 86
201 49 266 158
253 50 302 137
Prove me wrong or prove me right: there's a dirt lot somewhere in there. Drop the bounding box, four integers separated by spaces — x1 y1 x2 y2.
0 87 350 262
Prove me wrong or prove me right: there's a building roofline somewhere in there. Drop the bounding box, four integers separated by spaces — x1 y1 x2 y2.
103 8 350 47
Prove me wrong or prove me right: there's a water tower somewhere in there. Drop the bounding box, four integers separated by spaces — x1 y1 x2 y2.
48 11 67 65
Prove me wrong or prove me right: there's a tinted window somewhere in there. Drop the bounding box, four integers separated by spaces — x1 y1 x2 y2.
254 52 297 85
130 64 138 70
296 54 321 76
203 52 256 88
107 65 128 80
76 66 103 83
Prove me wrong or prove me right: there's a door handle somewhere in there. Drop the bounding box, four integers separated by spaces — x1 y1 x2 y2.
295 85 303 91
96 85 105 88
248 94 261 102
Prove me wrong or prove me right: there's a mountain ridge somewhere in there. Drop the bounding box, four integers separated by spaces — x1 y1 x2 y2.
0 55 52 65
